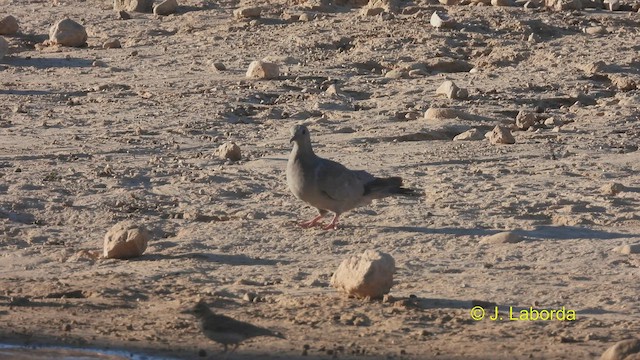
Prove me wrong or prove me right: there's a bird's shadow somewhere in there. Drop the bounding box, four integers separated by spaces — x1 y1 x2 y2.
132 252 290 266
380 225 638 241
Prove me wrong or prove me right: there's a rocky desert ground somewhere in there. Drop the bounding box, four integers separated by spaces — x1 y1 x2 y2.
1 0 640 359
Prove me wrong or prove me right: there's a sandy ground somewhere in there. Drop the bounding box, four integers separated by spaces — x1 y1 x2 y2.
1 0 640 359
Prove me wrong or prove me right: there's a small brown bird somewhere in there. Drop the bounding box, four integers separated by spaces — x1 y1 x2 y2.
183 300 285 353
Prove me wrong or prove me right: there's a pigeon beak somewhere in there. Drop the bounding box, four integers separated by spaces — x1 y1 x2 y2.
289 136 295 143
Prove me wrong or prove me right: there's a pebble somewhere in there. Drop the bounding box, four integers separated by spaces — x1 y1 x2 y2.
246 60 279 79
153 0 178 16
299 12 312 22
544 117 562 127
613 244 640 255
491 0 513 6
0 15 19 35
515 110 537 130
480 231 524 244
117 10 131 20
583 26 608 35
103 221 150 259
384 68 407 79
601 182 624 195
0 36 7 59
234 7 261 19
430 11 454 29
600 339 640 360
210 62 226 71
436 80 468 99
605 0 620 10
487 125 515 145
453 128 484 141
528 33 540 43
330 250 395 299
49 18 87 47
114 0 153 12
217 142 241 161
103 38 121 49
610 75 637 91
361 7 385 16
547 0 583 10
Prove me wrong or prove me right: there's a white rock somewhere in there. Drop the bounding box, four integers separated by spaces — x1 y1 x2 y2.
103 222 150 259
430 11 454 28
49 18 87 47
153 0 178 15
217 142 241 161
0 15 19 35
600 339 640 360
436 80 468 99
246 60 279 79
515 110 537 130
330 250 395 299
234 7 261 19
480 231 524 244
0 36 7 59
487 125 515 145
453 128 484 141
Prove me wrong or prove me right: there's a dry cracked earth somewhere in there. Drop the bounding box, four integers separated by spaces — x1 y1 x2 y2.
1 0 640 359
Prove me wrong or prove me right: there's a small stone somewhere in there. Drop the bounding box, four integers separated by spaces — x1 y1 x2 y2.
613 244 640 255
601 182 624 195
114 0 153 12
581 60 606 74
385 68 407 79
217 142 241 161
361 7 385 16
0 36 7 59
242 292 256 302
600 339 640 360
436 80 468 99
453 128 484 141
528 33 540 43
544 117 562 127
246 60 279 79
487 125 515 145
439 0 459 4
210 62 226 71
234 7 261 19
491 0 513 6
515 110 537 130
430 11 454 28
0 15 19 35
49 18 87 47
424 107 461 120
326 84 339 96
103 38 121 49
583 26 608 35
117 10 131 19
330 250 395 299
610 76 637 91
62 323 72 331
545 0 583 10
604 0 620 10
103 221 150 259
299 13 312 21
480 231 524 244
153 0 178 16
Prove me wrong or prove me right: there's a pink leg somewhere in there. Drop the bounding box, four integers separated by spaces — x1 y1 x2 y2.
299 213 325 228
322 214 340 230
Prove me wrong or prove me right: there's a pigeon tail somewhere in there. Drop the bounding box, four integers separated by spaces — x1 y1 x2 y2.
363 177 413 198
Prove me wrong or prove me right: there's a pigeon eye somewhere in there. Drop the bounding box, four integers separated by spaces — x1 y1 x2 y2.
301 129 307 135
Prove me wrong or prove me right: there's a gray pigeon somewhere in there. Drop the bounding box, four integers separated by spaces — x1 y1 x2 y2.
287 124 412 230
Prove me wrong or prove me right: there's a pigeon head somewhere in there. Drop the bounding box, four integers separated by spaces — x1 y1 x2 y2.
182 299 212 318
289 124 311 144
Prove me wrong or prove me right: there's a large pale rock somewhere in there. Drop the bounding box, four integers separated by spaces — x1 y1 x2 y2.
453 128 484 141
114 0 153 12
600 339 640 360
424 107 461 120
436 80 468 99
153 0 178 15
217 142 241 161
545 0 583 10
613 244 640 255
103 222 150 259
49 18 87 47
487 125 515 145
0 15 19 35
0 36 7 59
330 250 395 299
246 60 279 79
515 110 537 130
